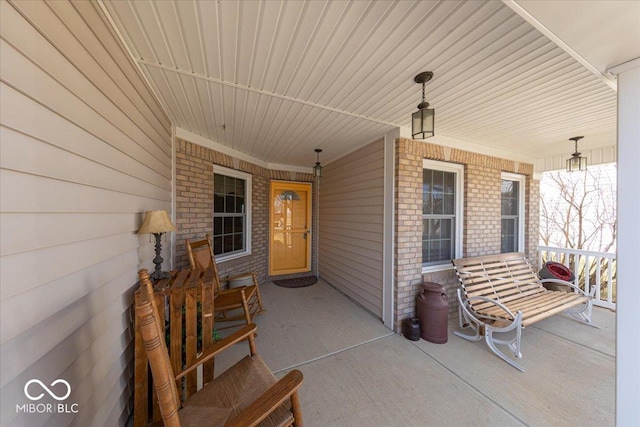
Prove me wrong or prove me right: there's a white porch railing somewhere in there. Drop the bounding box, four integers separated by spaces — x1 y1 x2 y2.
538 246 616 310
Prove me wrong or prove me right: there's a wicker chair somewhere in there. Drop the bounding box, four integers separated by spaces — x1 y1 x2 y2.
186 234 265 331
136 269 303 427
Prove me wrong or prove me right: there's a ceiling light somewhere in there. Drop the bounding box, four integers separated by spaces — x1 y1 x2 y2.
566 136 587 172
313 149 323 178
412 71 435 139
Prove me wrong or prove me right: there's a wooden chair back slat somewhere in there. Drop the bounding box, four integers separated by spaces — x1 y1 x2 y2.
169 270 191 290
453 253 546 308
464 277 540 293
200 277 214 384
465 281 542 298
186 235 222 293
136 269 182 427
170 286 184 377
471 288 546 312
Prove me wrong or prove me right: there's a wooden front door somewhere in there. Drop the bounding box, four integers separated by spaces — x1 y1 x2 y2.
269 181 312 276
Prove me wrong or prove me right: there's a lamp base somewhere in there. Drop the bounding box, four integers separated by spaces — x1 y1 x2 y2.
150 270 169 282
150 232 169 281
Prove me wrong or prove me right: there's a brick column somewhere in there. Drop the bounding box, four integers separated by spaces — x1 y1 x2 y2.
394 140 424 331
524 176 540 265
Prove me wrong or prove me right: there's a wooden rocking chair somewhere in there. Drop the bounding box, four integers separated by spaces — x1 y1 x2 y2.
136 269 303 427
186 234 265 331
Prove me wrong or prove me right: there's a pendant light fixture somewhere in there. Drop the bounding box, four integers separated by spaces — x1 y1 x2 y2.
412 71 435 139
566 136 587 172
313 148 323 178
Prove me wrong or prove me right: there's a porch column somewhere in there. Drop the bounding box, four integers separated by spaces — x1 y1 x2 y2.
610 58 640 427
382 128 400 330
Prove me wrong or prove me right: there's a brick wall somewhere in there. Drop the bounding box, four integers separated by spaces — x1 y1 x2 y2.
394 137 538 331
525 175 540 266
174 138 314 284
175 143 218 269
464 165 501 256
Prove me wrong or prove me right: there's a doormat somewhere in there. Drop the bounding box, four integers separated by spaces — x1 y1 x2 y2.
273 276 318 288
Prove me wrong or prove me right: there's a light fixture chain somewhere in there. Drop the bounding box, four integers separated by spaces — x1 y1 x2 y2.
412 71 435 139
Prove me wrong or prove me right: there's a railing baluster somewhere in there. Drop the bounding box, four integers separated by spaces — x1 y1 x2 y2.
538 250 543 270
584 255 590 296
595 256 602 304
607 257 613 304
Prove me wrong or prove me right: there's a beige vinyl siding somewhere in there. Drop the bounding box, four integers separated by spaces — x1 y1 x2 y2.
0 1 171 426
319 140 384 317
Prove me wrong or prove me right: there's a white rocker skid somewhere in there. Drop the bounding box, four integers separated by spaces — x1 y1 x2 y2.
453 289 525 372
539 278 597 326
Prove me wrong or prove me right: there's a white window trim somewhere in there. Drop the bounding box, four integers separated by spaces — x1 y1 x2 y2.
422 159 464 273
501 172 525 253
212 165 252 261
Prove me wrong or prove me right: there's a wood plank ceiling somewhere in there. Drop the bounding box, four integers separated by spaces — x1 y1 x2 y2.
102 0 617 167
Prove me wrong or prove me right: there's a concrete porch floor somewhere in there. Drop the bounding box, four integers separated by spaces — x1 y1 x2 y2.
215 279 615 426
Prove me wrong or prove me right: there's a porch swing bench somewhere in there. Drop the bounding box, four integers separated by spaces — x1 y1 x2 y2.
452 252 595 372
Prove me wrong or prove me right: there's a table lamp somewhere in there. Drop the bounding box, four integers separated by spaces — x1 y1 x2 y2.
137 210 176 281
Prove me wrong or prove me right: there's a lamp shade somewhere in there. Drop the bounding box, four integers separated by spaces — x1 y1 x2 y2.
566 155 587 172
412 107 435 139
137 210 176 234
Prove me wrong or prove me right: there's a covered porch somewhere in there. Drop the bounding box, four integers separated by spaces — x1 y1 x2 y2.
2 1 637 425
216 278 615 426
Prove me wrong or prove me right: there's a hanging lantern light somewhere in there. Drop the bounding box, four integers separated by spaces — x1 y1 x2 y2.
412 71 435 139
313 148 323 178
566 136 588 172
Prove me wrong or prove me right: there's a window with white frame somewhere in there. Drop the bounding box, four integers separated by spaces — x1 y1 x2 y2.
422 160 464 269
213 166 251 260
500 172 525 253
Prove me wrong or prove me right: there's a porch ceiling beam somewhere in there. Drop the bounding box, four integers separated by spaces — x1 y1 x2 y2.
137 59 402 129
503 0 617 92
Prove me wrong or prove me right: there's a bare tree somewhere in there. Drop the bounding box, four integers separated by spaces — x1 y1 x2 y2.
539 164 616 252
